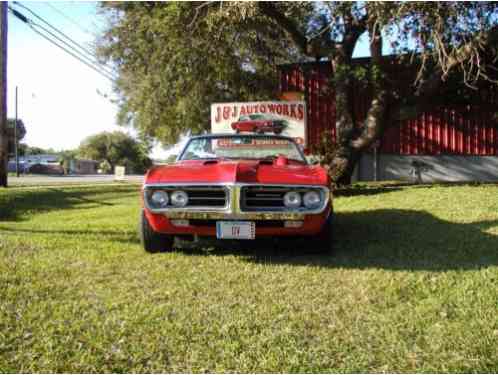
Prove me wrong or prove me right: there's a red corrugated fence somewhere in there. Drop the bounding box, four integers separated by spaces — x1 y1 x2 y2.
280 62 498 155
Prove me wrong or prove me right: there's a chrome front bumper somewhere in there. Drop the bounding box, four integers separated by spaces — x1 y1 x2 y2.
143 183 331 221
161 210 307 220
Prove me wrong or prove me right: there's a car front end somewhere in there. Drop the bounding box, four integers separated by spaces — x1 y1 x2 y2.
139 134 334 253
143 182 331 239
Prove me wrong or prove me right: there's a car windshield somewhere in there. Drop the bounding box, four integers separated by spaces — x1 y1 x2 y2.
179 135 306 163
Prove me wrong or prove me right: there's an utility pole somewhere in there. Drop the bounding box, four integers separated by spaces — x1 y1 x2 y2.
15 86 19 177
0 2 7 187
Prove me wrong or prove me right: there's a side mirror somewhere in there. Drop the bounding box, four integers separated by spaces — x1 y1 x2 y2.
306 154 320 165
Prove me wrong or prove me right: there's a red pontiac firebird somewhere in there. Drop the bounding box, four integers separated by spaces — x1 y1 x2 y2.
231 114 287 134
140 134 334 253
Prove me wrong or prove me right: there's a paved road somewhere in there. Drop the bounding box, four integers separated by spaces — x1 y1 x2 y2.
8 174 144 186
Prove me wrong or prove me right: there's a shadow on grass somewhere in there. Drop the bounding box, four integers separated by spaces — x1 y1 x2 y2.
0 185 140 222
335 181 498 197
175 209 498 271
0 226 141 245
335 187 403 197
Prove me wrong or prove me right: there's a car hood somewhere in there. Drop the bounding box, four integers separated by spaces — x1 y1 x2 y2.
145 160 328 186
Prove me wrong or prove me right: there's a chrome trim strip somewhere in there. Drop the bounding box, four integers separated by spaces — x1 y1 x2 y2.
144 183 330 216
162 211 307 221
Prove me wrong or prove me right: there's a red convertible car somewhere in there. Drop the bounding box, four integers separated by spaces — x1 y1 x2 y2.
231 114 287 134
140 134 333 253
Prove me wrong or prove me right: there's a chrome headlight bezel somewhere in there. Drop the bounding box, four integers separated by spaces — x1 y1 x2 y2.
150 190 169 208
283 191 302 209
170 190 189 207
303 191 322 209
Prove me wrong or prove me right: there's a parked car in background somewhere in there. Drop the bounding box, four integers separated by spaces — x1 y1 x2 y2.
27 163 64 175
231 114 287 134
140 134 333 253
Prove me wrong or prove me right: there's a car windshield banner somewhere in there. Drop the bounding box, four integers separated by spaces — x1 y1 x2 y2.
211 101 307 146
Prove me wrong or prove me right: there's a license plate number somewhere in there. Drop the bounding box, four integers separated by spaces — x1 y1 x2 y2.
216 221 255 240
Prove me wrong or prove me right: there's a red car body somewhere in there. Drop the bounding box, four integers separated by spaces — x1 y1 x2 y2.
231 115 286 134
140 134 333 252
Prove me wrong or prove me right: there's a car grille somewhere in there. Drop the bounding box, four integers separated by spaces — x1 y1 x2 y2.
183 187 227 207
146 184 327 213
149 186 228 208
241 186 287 210
240 185 326 212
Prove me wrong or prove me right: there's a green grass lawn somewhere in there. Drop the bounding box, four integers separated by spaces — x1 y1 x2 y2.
1 183 497 372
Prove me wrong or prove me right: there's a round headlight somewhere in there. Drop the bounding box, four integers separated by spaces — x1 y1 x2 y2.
170 190 189 207
150 190 168 208
303 191 321 208
283 191 302 209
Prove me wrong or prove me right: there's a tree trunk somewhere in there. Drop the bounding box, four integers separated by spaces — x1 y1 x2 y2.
331 86 389 186
329 20 387 186
328 53 357 185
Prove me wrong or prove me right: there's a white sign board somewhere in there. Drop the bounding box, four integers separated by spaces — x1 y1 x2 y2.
211 101 307 146
114 166 125 181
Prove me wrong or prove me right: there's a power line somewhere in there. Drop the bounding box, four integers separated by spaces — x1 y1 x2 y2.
30 23 116 82
14 1 96 60
29 22 115 82
12 1 113 75
8 7 115 82
9 6 115 82
11 2 116 77
43 2 94 37
31 16 116 79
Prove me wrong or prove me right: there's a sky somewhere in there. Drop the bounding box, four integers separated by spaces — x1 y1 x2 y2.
7 2 373 159
7 2 129 150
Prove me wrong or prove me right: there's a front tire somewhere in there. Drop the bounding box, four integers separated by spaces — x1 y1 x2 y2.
140 210 174 253
315 210 335 254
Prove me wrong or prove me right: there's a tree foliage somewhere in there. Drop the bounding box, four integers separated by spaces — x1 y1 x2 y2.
78 131 152 174
17 144 59 156
97 2 303 145
6 119 26 155
98 1 498 184
58 150 78 175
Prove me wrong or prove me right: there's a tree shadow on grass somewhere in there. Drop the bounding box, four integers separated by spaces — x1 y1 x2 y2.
334 187 403 197
0 185 140 222
0 226 141 245
335 181 498 197
176 209 498 272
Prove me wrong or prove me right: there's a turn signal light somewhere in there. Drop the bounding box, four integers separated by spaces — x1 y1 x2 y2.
171 220 189 227
284 221 303 228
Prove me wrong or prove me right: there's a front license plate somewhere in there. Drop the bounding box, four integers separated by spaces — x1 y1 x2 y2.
216 221 255 240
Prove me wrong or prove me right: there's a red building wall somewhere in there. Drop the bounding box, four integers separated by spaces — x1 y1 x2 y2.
280 62 498 156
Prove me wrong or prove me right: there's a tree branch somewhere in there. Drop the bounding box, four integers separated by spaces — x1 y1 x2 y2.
416 24 498 96
387 24 498 127
188 1 216 29
257 2 308 55
340 8 367 58
350 18 387 150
